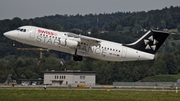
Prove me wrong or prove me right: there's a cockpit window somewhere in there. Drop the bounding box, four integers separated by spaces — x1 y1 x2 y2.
20 29 24 32
16 28 26 32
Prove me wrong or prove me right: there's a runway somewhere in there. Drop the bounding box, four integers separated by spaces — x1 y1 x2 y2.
0 84 179 92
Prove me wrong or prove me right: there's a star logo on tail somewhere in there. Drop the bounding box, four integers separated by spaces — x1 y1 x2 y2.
144 36 158 51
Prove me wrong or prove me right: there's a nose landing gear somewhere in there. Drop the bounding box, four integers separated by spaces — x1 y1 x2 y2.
13 41 16 46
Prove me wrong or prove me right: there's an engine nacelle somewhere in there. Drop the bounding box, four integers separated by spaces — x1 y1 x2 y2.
60 39 78 47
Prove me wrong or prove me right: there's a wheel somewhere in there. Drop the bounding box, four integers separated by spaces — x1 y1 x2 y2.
78 56 83 61
73 55 83 61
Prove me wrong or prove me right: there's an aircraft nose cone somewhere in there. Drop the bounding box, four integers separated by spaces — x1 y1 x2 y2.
4 32 10 37
3 31 18 40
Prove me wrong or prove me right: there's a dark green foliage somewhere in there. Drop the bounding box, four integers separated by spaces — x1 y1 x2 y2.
177 24 180 33
0 6 180 84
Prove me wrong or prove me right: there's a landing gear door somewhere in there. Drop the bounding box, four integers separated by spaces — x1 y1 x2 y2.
29 27 36 39
121 47 127 58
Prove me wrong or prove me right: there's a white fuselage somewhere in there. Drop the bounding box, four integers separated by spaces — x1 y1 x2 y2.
4 26 154 61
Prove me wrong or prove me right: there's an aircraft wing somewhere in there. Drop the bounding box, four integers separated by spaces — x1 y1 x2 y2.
66 32 100 46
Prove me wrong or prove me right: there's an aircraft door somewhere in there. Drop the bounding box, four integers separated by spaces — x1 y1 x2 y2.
121 47 127 58
29 27 36 39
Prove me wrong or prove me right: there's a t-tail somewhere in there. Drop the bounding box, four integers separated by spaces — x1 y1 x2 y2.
124 30 170 54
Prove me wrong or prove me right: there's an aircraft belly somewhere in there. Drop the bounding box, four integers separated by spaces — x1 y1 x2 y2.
82 50 120 61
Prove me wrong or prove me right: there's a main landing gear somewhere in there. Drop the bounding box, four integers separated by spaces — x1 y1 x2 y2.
73 55 83 61
73 49 83 61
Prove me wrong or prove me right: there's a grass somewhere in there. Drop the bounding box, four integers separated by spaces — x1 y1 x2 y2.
0 89 180 101
142 74 180 82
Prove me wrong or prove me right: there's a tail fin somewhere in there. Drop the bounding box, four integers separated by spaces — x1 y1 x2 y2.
124 30 170 54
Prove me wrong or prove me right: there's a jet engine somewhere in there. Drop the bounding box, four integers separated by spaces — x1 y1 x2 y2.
60 39 78 47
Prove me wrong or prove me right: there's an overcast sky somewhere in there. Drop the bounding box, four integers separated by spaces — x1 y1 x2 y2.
0 0 179 20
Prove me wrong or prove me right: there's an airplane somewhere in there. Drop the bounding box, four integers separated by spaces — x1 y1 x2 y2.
3 26 170 61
